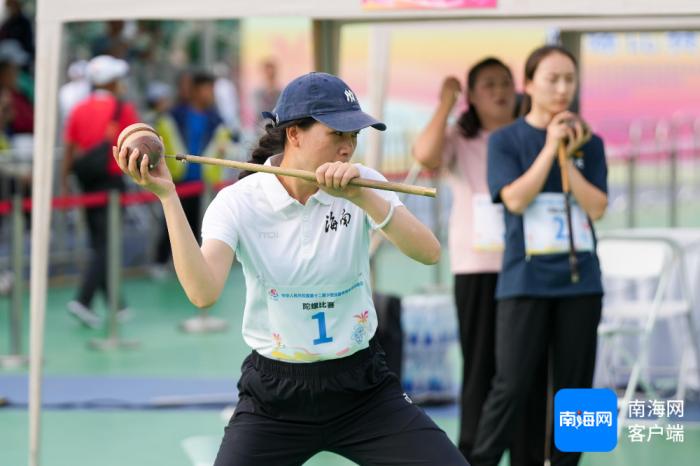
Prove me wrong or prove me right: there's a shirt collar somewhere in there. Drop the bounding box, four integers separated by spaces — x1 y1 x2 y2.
261 154 333 210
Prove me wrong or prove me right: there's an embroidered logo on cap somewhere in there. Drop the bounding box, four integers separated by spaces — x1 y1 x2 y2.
344 89 356 103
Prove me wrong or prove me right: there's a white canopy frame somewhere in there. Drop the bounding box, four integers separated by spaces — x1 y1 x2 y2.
31 1 700 465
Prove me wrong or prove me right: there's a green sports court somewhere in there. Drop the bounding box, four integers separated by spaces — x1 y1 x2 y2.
2 246 700 465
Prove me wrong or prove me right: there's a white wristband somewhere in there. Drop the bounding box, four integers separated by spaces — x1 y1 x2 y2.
370 203 395 230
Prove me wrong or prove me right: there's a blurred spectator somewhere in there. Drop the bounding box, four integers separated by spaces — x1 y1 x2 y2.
129 21 170 91
59 59 90 121
0 41 32 136
0 38 33 236
0 89 10 149
0 38 31 100
212 61 241 140
91 20 130 59
143 80 172 125
175 68 193 106
61 55 140 328
130 21 162 64
0 45 32 282
153 70 232 276
0 0 33 62
252 58 280 125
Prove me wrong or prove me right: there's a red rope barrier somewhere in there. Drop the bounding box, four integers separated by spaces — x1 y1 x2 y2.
0 179 235 216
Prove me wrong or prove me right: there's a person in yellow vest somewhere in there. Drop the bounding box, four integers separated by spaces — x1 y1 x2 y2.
152 71 232 276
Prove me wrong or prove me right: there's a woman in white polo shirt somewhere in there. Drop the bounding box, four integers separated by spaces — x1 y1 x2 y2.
114 72 468 466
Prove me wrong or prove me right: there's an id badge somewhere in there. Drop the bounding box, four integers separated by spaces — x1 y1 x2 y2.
523 193 593 255
264 274 376 362
472 193 505 252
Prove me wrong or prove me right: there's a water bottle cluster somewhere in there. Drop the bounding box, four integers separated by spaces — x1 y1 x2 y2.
401 293 460 404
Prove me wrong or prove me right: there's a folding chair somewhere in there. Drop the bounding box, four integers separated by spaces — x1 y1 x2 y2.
596 236 700 432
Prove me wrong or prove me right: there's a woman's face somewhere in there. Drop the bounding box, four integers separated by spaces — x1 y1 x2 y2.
292 122 359 168
469 65 516 124
525 52 578 115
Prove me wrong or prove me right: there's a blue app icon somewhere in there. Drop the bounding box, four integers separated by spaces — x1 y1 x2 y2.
554 388 618 452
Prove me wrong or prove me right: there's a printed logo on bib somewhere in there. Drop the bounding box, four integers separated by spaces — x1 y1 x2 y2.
264 276 376 362
351 310 369 345
523 193 594 255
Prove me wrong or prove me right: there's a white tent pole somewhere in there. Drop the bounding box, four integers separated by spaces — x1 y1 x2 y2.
29 14 62 466
364 25 390 171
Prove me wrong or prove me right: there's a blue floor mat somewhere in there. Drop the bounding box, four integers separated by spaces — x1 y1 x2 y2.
0 374 238 409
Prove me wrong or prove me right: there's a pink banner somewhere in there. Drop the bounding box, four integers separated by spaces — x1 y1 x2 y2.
362 0 497 9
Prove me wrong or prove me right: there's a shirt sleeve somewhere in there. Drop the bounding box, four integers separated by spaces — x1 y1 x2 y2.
355 164 404 230
201 189 239 252
356 164 404 208
487 129 522 203
580 135 608 194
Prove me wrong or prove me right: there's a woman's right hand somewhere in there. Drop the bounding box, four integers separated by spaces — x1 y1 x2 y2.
439 76 462 108
113 145 176 200
544 111 578 155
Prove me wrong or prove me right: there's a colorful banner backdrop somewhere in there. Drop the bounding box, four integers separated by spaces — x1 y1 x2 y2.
362 0 497 10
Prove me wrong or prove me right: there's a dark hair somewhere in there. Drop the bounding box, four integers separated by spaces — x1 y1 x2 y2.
191 71 215 87
520 45 578 116
239 117 316 179
456 57 513 139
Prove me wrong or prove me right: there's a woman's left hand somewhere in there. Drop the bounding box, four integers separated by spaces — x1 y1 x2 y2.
315 161 363 200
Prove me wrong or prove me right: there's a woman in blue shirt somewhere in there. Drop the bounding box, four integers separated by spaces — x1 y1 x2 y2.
471 45 608 466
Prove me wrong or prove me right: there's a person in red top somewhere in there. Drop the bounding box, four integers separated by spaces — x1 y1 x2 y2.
61 54 140 328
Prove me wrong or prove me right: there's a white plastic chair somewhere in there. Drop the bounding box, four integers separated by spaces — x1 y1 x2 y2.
597 236 700 432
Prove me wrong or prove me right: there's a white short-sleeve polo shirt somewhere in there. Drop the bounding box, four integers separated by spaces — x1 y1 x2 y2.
201 155 403 362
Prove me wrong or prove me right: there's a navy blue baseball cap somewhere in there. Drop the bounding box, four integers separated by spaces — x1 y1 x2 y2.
262 72 386 132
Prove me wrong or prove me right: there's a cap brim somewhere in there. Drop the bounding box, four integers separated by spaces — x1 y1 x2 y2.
313 110 386 132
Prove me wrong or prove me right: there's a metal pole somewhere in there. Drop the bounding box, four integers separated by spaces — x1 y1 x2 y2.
202 21 216 68
365 25 390 171
0 192 28 368
11 193 24 354
311 20 341 75
89 190 138 350
655 120 673 227
694 118 700 195
627 121 641 228
107 189 120 338
669 122 678 227
29 18 63 466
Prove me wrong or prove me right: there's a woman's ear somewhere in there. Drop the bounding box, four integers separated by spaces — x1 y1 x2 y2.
286 126 300 148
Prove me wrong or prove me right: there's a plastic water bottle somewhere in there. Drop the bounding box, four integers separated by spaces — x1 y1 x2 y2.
401 303 419 395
